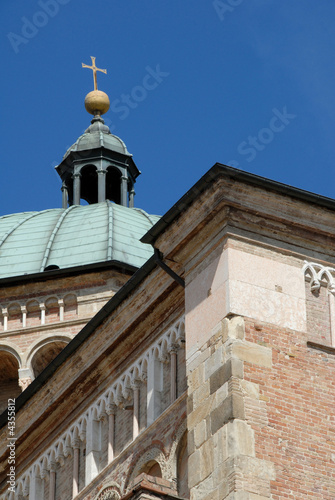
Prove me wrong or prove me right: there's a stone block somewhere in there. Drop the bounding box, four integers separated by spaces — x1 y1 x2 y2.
210 358 243 395
193 379 210 408
240 380 259 400
188 449 201 489
235 456 276 480
188 428 195 455
194 419 207 448
202 487 219 500
189 362 205 392
231 341 272 368
200 438 214 480
187 345 210 373
204 345 224 380
222 315 245 341
227 420 255 457
213 424 228 467
188 394 215 430
215 381 229 407
190 473 215 500
210 394 245 435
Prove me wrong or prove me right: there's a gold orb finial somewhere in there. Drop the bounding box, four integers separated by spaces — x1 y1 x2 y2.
84 90 110 116
82 57 110 116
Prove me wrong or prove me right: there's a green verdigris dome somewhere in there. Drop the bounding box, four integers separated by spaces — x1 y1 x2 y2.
0 202 160 279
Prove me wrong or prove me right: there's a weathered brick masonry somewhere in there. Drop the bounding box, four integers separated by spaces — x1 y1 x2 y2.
245 319 335 499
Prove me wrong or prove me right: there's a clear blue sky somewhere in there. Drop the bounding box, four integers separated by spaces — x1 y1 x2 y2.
1 1 335 217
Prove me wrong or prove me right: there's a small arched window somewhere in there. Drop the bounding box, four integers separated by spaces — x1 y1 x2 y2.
80 164 98 204
141 460 162 479
106 166 122 204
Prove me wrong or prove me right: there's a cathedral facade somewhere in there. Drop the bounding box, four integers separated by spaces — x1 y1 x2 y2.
0 65 334 499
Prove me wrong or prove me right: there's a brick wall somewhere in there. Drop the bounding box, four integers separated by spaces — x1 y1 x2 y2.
114 405 133 457
186 313 335 499
245 318 335 499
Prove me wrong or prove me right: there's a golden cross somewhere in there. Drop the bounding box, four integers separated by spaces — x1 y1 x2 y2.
82 57 107 91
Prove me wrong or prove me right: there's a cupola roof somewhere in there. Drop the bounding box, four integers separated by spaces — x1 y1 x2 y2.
0 202 160 280
63 116 131 159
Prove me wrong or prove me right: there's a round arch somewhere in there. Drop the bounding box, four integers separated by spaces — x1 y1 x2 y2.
93 482 121 500
0 342 22 367
0 345 22 412
126 445 167 489
140 460 162 478
26 335 72 378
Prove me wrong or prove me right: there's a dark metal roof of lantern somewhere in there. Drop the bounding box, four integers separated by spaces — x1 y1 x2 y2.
63 118 131 158
56 57 140 208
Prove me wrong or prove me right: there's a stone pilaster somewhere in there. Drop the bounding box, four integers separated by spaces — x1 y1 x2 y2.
187 315 275 500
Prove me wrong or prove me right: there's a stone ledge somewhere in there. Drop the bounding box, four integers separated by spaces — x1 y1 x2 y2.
0 317 90 337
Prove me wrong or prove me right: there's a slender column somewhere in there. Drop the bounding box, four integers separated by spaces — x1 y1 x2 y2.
61 182 68 209
132 381 140 439
169 344 178 403
85 415 101 484
72 439 80 498
120 175 128 207
40 303 46 325
129 187 135 208
21 306 27 328
49 463 56 500
2 309 8 331
29 471 44 499
58 299 64 322
147 353 162 426
97 169 107 203
73 173 81 205
107 404 116 463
